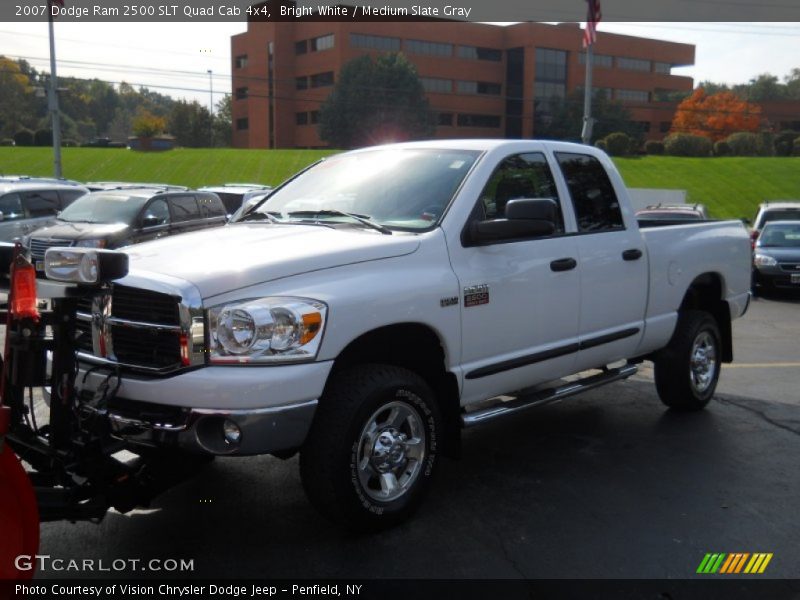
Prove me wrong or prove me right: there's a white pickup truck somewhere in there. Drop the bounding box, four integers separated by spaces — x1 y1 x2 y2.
62 140 751 530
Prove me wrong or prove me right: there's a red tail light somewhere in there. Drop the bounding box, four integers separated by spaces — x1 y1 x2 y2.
10 257 39 322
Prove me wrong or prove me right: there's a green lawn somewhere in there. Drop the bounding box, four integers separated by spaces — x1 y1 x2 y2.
2 147 798 220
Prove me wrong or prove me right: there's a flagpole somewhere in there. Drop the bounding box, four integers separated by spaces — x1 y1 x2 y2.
581 36 594 144
47 3 63 178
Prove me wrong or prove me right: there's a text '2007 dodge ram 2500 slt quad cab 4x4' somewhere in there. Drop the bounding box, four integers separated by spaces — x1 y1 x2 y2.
46 140 751 530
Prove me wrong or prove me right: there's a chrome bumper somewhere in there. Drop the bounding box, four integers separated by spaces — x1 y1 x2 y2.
97 399 318 456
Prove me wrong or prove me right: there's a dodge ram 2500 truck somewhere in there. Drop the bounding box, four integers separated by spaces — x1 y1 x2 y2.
41 140 751 530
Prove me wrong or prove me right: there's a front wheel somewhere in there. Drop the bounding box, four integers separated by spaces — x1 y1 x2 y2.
654 310 722 411
300 365 440 531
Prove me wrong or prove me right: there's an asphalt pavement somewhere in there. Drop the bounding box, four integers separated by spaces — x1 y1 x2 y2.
28 292 800 580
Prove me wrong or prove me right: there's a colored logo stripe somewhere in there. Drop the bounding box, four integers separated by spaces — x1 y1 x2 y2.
697 553 773 574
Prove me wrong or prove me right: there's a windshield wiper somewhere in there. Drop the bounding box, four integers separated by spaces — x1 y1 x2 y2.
238 211 280 223
286 210 392 235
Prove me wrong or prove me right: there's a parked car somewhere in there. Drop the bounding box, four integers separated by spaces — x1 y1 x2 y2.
0 175 85 187
752 221 800 293
26 187 227 271
636 203 709 221
84 181 189 192
0 182 89 242
198 183 273 215
750 201 800 248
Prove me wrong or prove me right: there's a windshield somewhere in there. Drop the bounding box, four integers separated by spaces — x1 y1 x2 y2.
245 148 481 231
58 192 149 224
758 224 800 247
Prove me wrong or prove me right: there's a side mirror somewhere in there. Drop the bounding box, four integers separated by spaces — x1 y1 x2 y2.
142 215 161 228
0 211 5 222
467 198 557 245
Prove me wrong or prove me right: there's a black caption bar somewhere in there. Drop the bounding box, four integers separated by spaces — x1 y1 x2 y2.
4 0 800 22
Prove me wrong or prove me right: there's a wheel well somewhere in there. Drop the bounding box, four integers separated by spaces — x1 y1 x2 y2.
679 273 733 362
330 324 462 458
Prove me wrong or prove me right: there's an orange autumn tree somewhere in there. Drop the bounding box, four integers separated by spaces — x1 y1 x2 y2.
670 88 762 142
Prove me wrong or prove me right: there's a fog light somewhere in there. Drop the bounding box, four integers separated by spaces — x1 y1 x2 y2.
223 419 242 445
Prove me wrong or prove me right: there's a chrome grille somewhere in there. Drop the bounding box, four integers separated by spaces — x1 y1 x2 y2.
29 238 73 261
76 282 205 374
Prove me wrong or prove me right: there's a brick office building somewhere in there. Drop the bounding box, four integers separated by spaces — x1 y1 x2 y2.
231 19 695 148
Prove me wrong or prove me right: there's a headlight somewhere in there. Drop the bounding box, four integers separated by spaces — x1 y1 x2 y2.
75 239 107 248
753 254 777 267
208 297 327 364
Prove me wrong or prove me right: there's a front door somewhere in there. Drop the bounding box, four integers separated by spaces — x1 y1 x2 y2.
445 152 581 405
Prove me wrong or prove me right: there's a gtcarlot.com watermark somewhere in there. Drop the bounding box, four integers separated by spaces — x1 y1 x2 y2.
15 554 195 573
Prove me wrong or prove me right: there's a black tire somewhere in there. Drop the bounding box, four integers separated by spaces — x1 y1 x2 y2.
300 364 440 531
654 310 722 411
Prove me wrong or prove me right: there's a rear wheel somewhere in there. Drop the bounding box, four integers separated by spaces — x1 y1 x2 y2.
300 365 440 531
654 310 722 411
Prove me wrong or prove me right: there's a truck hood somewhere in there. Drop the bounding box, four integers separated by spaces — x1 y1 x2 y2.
124 223 421 298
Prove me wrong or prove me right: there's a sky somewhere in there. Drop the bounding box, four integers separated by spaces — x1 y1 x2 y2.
0 21 798 108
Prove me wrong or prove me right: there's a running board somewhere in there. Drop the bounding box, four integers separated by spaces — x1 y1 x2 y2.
461 364 638 428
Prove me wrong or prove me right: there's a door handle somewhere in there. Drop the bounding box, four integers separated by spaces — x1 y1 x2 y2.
550 257 577 272
622 248 643 261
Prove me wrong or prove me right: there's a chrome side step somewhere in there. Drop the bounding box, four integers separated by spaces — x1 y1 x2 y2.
461 364 638 428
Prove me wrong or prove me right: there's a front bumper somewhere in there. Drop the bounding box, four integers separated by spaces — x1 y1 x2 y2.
753 267 800 290
75 361 333 455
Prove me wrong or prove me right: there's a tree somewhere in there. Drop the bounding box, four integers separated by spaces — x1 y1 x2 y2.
670 88 761 142
0 56 34 137
212 95 232 147
132 109 166 137
168 100 212 147
319 53 434 148
534 89 638 143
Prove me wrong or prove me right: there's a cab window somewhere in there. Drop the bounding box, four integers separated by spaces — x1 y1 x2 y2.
170 196 201 222
141 198 170 227
555 153 624 233
22 190 61 218
477 152 564 232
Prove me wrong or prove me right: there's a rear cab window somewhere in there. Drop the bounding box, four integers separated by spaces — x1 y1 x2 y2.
555 153 625 233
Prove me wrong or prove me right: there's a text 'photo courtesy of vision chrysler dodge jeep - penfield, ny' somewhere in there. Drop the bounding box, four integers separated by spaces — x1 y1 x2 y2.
3 140 751 532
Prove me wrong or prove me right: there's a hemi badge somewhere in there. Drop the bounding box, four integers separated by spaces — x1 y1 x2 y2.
440 297 458 307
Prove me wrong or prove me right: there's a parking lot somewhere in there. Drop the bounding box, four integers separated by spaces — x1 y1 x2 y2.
28 292 799 580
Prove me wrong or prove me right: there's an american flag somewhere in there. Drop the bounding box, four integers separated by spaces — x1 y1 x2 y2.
583 0 602 48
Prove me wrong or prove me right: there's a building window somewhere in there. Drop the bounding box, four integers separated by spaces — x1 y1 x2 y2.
295 40 307 55
654 62 672 74
534 81 566 101
633 121 651 133
295 76 308 90
457 81 502 95
405 39 452 57
578 52 613 68
310 72 334 88
310 34 334 51
617 57 651 72
437 113 454 126
421 77 452 94
457 45 502 61
236 118 249 130
535 48 567 83
616 89 650 103
296 112 309 126
350 33 401 52
234 55 248 69
660 121 672 133
457 114 502 128
310 111 320 124
235 87 248 100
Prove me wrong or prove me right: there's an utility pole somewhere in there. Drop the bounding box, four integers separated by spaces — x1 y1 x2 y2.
581 43 594 145
208 69 214 147
47 6 62 177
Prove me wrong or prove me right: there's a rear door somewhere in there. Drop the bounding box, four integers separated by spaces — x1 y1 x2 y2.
553 152 647 370
168 195 204 235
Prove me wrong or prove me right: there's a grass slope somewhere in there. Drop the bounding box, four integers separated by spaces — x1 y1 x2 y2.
2 148 798 219
0 147 335 189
